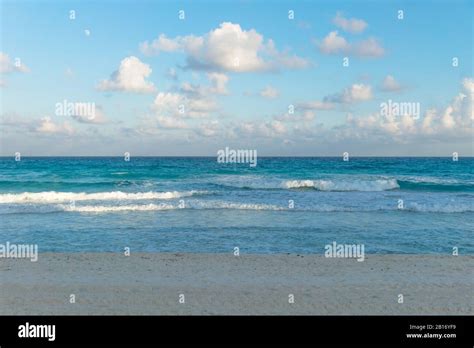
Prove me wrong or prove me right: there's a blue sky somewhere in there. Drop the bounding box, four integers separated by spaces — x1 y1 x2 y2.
1 0 472 155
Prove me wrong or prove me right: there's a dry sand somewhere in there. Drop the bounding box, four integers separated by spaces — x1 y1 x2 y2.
1 253 472 315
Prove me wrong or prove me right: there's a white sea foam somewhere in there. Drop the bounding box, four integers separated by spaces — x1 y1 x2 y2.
58 202 473 213
0 190 206 203
213 175 401 191
195 201 284 211
61 203 175 212
1 199 471 214
58 201 284 213
284 179 400 191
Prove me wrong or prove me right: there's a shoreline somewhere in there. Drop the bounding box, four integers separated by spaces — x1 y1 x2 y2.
1 253 472 315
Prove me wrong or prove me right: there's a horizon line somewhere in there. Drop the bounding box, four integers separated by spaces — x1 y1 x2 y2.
1 155 472 158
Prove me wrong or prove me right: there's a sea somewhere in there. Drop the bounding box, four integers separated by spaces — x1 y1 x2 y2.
0 157 472 254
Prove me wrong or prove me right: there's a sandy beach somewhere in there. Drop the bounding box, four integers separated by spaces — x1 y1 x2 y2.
0 253 472 315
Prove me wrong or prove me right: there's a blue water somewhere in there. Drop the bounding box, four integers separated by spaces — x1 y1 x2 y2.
0 157 472 254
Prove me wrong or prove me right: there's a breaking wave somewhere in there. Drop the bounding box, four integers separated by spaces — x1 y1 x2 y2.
0 190 208 203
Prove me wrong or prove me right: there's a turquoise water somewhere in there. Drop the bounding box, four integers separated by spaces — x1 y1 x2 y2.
0 157 472 253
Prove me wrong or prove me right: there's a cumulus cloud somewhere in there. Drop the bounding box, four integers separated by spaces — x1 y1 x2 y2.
0 52 29 74
235 120 287 138
152 92 217 128
150 73 227 129
333 12 368 34
97 56 156 93
275 110 315 122
380 75 403 92
259 85 279 99
130 78 472 149
156 115 189 129
140 22 309 72
325 83 373 103
71 105 108 124
180 73 229 97
352 38 385 57
318 31 350 54
140 34 181 54
0 52 29 86
196 120 221 137
340 78 473 140
35 117 74 135
318 31 384 57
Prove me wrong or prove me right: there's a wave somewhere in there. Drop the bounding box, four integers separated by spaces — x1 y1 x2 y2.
61 203 175 212
60 204 473 214
0 190 207 204
1 200 471 214
60 201 283 213
284 179 399 191
211 176 401 191
212 175 472 192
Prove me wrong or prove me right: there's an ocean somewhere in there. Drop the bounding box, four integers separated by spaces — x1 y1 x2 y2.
0 157 472 254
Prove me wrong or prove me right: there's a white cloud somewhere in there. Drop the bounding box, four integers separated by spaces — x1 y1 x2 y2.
152 92 185 116
275 110 315 122
140 22 309 72
36 117 74 135
196 120 220 137
380 75 403 92
0 52 29 74
352 38 385 57
333 12 368 34
156 116 188 129
71 106 107 124
149 73 227 129
269 120 286 134
318 32 384 57
140 34 181 55
97 56 156 93
318 31 350 54
325 84 373 103
260 85 279 99
152 89 217 121
180 73 229 97
236 120 287 138
341 78 473 139
187 98 217 116
130 76 473 149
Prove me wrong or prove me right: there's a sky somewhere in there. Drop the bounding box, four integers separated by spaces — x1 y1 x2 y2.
0 0 472 156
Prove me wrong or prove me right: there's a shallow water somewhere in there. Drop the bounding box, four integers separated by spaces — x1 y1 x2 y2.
0 157 472 253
